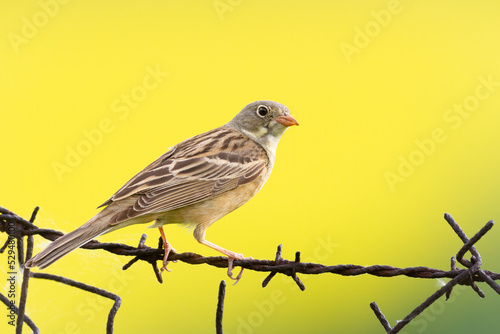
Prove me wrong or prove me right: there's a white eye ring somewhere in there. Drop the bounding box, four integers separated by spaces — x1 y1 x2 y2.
257 105 269 117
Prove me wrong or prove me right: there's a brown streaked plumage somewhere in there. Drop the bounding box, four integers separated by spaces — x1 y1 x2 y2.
25 100 298 281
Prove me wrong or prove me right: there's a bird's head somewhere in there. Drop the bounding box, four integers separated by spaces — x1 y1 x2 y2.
227 100 298 155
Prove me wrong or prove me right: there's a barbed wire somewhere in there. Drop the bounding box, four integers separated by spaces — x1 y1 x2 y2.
1 205 499 333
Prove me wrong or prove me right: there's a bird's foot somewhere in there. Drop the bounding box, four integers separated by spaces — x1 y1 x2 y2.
227 254 252 285
158 226 177 275
160 244 177 274
197 239 250 284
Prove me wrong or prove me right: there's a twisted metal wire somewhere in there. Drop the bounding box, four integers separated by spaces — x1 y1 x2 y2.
1 206 500 333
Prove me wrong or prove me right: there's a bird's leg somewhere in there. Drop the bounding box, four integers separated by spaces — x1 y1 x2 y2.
158 226 177 273
199 239 249 284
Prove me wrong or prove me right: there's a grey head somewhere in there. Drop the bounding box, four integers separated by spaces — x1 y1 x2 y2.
226 100 299 155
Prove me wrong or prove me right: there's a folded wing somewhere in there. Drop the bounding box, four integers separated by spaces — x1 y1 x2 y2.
100 126 269 225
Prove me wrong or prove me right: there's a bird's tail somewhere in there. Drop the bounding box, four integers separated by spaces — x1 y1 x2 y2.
25 210 114 269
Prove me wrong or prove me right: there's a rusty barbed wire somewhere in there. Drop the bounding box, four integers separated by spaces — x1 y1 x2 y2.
1 205 500 333
370 215 500 333
1 206 122 334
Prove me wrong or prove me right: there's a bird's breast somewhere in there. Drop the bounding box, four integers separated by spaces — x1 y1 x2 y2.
153 172 269 229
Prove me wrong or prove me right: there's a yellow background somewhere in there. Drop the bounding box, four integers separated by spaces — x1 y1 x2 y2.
2 1 500 333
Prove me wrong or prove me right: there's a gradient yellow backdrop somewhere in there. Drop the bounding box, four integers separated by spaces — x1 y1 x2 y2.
2 1 500 333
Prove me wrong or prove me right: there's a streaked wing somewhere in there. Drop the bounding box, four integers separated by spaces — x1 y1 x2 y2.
101 126 269 225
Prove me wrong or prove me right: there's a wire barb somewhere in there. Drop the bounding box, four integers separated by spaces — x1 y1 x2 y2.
261 244 306 290
262 244 283 287
371 214 497 334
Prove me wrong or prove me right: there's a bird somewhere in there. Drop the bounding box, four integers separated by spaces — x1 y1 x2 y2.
25 100 298 282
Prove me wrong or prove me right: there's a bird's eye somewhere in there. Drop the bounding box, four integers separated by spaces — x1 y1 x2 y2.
257 105 269 117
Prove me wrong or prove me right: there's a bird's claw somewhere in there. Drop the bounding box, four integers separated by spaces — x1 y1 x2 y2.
227 256 252 285
160 246 177 275
160 264 171 273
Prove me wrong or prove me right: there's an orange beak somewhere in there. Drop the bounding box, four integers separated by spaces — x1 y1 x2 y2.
275 114 299 127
